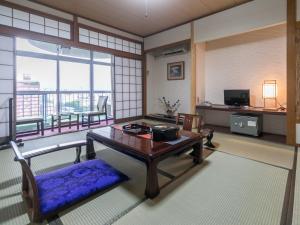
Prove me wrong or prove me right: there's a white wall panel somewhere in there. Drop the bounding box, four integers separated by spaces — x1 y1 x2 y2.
194 0 286 43
146 52 191 114
144 23 191 50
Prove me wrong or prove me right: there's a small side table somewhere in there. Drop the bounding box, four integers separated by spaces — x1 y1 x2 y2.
51 113 80 133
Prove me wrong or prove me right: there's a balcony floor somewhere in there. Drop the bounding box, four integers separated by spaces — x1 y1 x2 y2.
16 119 114 141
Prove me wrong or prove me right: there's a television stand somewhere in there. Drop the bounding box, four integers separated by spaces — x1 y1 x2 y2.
196 104 287 144
196 105 286 115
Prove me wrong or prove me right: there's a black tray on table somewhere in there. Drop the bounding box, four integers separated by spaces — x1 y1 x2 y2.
122 124 151 135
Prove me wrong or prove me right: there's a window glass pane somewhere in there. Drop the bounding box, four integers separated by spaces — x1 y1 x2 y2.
0 5 12 17
59 22 70 31
16 38 58 55
45 26 58 36
60 61 90 91
13 19 29 30
16 56 57 91
93 64 111 91
93 52 111 63
13 9 29 21
59 46 90 60
30 14 44 25
0 15 12 26
30 23 44 33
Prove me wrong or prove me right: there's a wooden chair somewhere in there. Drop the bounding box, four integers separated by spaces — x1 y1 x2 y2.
176 113 215 148
81 96 108 128
10 140 128 223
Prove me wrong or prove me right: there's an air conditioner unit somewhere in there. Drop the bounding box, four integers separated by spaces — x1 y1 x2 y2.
162 47 187 56
151 41 190 58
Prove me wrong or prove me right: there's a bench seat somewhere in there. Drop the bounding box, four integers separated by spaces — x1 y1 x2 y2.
36 159 128 215
16 117 44 136
16 117 43 124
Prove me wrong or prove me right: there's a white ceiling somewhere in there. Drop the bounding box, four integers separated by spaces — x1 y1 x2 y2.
32 0 251 37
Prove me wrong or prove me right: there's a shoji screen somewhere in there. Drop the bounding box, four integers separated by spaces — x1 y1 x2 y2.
114 57 143 120
0 4 71 39
0 35 14 145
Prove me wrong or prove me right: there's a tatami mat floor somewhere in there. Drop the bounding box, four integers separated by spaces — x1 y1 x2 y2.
0 120 296 225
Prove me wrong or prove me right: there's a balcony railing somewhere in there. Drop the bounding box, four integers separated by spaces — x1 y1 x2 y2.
16 90 113 129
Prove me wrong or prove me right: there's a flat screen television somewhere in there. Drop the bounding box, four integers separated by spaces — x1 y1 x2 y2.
224 89 250 106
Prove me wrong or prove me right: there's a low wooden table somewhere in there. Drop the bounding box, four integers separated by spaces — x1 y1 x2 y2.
51 113 80 133
16 117 44 136
86 125 204 198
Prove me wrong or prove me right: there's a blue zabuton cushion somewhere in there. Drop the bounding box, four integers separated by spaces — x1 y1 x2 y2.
35 159 129 215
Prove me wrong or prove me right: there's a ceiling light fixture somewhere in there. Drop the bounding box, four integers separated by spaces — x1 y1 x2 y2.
145 0 149 18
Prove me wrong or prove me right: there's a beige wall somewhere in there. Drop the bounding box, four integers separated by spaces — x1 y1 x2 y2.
203 24 287 108
194 0 286 43
146 52 191 115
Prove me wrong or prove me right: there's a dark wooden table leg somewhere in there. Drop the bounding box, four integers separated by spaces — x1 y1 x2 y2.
69 114 72 129
145 159 160 199
58 115 61 133
51 115 54 131
41 121 44 136
88 115 91 128
86 134 96 160
74 146 81 163
37 122 40 135
192 140 203 164
76 114 79 130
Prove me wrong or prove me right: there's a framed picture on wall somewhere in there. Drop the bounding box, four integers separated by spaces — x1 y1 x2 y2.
167 61 184 80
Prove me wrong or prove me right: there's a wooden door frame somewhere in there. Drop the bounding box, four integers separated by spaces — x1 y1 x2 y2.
287 0 297 145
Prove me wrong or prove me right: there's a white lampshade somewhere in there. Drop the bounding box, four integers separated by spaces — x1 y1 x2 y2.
263 83 277 98
297 124 300 145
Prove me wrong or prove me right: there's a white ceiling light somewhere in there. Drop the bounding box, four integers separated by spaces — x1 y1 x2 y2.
145 0 149 18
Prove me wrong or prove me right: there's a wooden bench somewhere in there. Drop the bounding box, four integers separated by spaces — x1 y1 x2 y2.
21 140 87 166
10 141 128 223
16 117 44 136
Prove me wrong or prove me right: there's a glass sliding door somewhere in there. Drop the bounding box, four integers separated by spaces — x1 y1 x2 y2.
15 35 144 135
59 61 90 113
16 55 57 131
93 63 113 117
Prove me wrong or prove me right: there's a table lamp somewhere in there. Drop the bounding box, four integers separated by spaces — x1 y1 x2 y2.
262 80 277 109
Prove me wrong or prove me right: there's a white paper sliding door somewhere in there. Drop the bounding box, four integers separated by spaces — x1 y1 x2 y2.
114 57 143 120
0 35 14 145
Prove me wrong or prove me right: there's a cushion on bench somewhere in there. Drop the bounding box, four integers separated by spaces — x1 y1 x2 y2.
35 159 128 215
